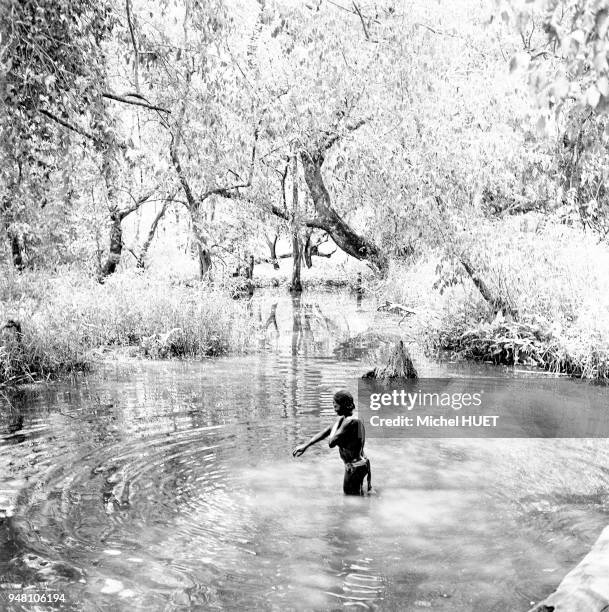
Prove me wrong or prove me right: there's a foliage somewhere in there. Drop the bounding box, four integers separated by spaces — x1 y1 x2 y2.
3 0 609 381
504 0 609 113
378 217 609 379
503 1 609 238
435 315 609 379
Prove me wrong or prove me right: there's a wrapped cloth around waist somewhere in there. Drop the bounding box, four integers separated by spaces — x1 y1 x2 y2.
345 456 370 473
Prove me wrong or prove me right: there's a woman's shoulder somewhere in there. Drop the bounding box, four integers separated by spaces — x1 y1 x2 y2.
347 415 365 428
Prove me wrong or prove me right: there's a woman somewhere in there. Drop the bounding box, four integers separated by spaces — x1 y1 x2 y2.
292 390 371 495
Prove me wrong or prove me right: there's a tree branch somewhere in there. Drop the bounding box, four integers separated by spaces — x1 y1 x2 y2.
321 118 366 153
325 0 381 24
102 91 170 113
352 2 372 40
200 121 260 200
224 192 326 231
119 187 157 218
39 109 96 141
270 203 288 220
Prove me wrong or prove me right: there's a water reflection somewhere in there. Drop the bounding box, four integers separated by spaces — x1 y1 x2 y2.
1 290 609 611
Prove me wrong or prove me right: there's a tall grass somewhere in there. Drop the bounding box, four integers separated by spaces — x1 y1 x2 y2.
0 270 259 385
377 217 609 380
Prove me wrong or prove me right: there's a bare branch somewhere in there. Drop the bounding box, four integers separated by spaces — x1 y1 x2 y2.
352 2 372 40
325 0 381 24
102 91 170 113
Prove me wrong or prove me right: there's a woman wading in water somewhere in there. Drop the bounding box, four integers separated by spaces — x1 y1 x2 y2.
292 390 372 495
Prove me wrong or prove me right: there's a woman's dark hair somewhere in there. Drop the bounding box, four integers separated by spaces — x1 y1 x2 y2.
333 389 355 412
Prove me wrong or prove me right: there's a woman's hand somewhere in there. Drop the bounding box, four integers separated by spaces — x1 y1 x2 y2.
292 444 307 457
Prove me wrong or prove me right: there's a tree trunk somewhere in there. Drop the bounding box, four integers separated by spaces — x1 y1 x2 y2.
289 155 303 293
137 202 168 269
246 254 254 280
265 234 280 269
289 233 303 292
303 229 313 268
8 232 24 270
191 221 212 278
170 137 213 279
300 152 387 272
98 115 124 279
460 256 517 318
100 212 123 278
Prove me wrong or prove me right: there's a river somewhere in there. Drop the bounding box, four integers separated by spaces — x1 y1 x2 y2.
1 290 609 611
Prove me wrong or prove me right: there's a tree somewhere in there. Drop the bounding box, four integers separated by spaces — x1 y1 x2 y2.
242 1 389 272
1 0 113 267
288 155 303 292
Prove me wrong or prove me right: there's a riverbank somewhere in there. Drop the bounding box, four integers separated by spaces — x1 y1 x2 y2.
3 217 609 386
0 270 258 386
378 218 609 381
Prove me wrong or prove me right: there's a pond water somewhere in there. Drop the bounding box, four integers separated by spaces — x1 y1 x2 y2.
2 290 609 611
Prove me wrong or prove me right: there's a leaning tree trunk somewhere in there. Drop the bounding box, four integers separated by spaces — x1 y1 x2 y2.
460 255 517 319
300 152 387 272
99 191 156 279
137 202 168 269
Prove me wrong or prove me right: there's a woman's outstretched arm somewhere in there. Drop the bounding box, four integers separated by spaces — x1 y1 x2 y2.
292 425 332 457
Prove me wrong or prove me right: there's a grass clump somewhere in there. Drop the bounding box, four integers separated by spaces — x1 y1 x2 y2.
0 269 259 386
